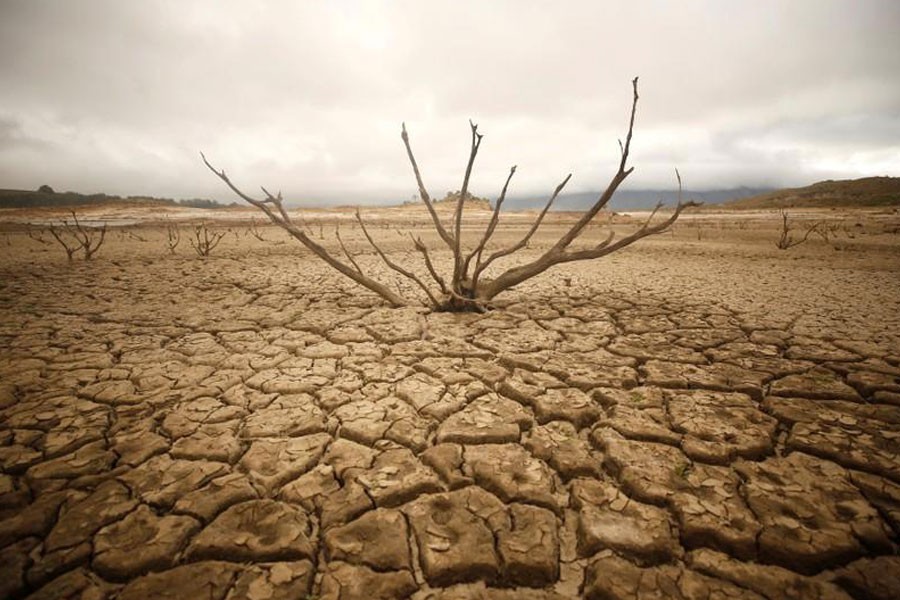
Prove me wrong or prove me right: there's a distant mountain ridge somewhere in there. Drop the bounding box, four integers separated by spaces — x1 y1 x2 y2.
505 186 775 211
719 176 900 209
0 187 230 209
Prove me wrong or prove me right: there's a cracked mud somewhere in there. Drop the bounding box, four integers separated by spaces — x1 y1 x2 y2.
1 210 900 599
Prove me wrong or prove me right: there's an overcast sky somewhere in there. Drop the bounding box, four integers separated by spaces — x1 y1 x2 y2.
1 0 898 205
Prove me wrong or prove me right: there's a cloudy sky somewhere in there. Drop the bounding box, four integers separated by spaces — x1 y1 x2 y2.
1 0 898 205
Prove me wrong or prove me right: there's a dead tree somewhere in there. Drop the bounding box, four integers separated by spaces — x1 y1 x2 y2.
26 227 51 245
775 210 819 250
247 218 266 241
188 223 226 256
48 226 79 261
47 211 107 260
165 220 181 254
203 78 699 311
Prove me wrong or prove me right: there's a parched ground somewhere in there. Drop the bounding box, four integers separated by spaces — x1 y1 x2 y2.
1 207 900 599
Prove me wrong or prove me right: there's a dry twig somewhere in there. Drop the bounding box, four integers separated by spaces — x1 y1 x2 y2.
188 223 226 256
165 219 181 254
775 210 819 250
47 211 107 260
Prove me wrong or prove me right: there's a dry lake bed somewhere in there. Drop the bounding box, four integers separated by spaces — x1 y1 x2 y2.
1 205 899 599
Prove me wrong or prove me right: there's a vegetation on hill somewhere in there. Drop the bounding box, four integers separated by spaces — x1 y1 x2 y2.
722 177 900 209
405 190 493 211
0 186 232 209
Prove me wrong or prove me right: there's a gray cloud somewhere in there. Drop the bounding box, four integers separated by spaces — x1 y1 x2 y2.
0 0 898 203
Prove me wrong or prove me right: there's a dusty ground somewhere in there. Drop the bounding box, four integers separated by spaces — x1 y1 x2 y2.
1 205 899 599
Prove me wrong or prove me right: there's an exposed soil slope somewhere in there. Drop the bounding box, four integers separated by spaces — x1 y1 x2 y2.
723 176 900 209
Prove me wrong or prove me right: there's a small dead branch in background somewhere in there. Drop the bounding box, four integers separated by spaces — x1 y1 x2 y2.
248 219 266 241
814 221 845 250
48 226 79 260
47 211 107 260
126 230 147 242
26 227 51 245
165 220 181 254
188 223 226 257
775 210 819 250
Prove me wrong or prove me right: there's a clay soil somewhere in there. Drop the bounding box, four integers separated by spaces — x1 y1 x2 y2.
1 205 899 599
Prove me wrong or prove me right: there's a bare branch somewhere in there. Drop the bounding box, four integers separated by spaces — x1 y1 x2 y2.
202 152 408 307
356 210 439 306
549 76 640 253
66 211 107 260
558 201 699 263
559 167 694 261
642 202 663 227
335 226 363 274
455 121 483 234
260 185 294 224
69 211 88 247
400 124 455 250
478 170 701 301
451 121 484 290
247 218 266 242
262 186 314 235
83 223 107 260
48 222 78 260
465 165 516 276
471 77 647 300
410 233 448 295
125 228 146 242
619 77 639 173
165 219 181 254
472 173 571 285
26 227 50 245
201 152 268 210
188 223 226 256
776 209 819 250
46 212 106 260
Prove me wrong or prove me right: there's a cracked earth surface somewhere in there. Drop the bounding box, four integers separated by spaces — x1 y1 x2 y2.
1 215 900 599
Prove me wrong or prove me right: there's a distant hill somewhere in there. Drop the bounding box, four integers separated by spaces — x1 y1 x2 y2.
0 187 231 209
506 186 775 211
720 177 900 209
403 190 493 211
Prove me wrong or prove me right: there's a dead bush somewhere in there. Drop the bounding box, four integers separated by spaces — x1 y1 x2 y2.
204 79 698 311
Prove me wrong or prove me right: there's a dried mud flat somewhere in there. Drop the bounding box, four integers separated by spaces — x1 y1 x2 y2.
1 208 900 599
